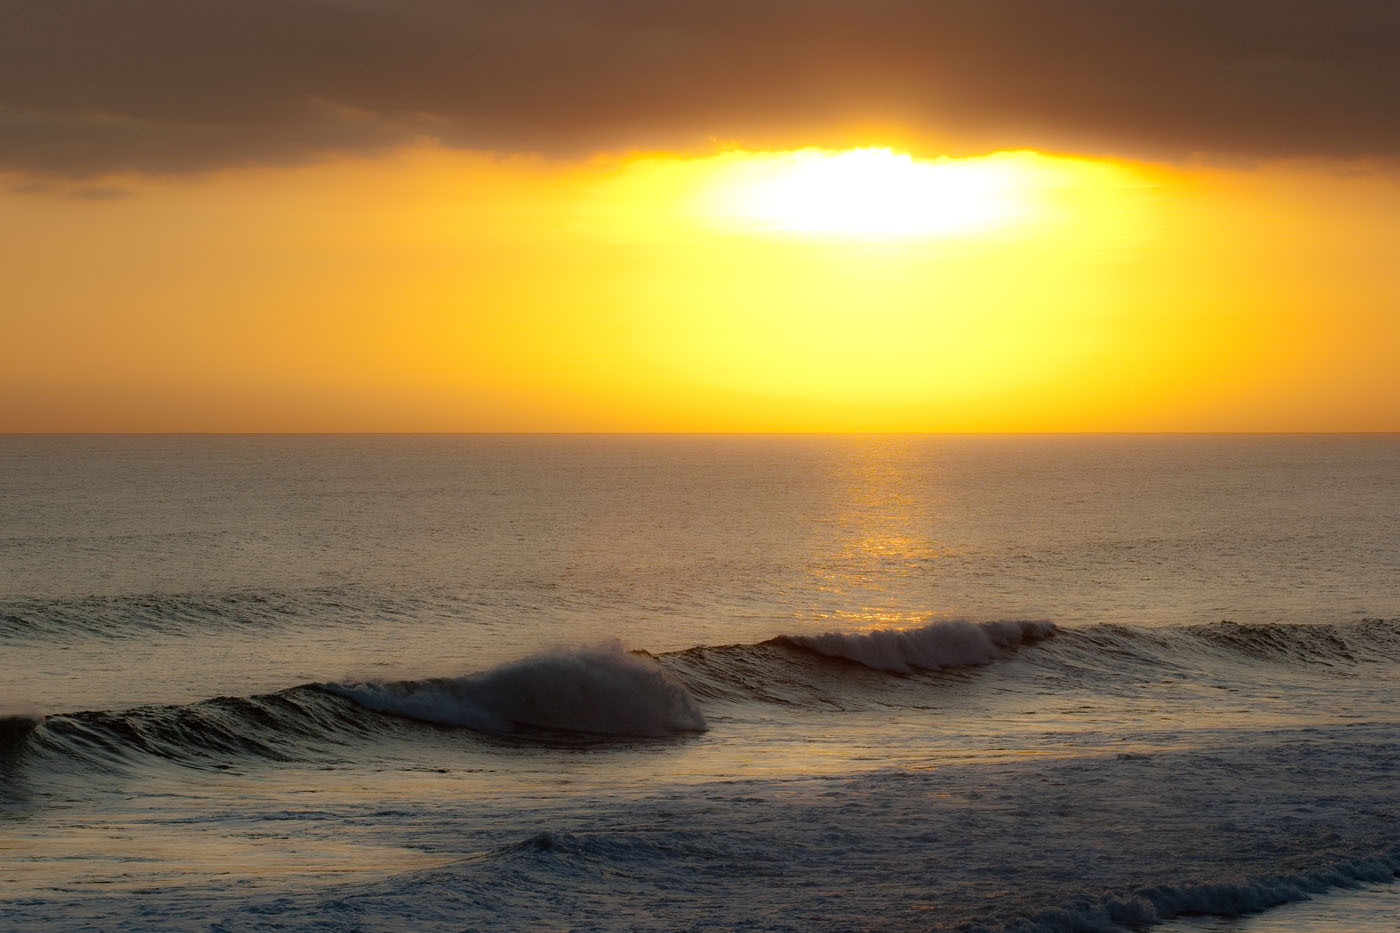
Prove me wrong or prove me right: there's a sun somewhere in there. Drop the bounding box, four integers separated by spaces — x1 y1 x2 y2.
706 147 1031 238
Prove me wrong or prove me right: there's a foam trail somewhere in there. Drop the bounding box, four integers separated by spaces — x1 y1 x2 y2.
325 642 707 738
1023 851 1400 931
785 619 1056 673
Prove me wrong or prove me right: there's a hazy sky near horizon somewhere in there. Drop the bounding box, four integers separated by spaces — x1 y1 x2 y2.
4 1 1399 431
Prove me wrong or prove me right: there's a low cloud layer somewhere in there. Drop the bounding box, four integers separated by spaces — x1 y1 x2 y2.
3 0 1398 176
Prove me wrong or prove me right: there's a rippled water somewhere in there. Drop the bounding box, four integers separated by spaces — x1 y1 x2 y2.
2 434 1398 930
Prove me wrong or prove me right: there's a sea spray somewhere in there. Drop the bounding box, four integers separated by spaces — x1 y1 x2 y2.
324 641 708 738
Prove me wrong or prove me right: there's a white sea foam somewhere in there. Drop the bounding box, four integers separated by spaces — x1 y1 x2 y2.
325 642 707 738
787 619 1056 673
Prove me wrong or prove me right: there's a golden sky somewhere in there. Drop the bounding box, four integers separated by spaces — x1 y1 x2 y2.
3 2 1398 431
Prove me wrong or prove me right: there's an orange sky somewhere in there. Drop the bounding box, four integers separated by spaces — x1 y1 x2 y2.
4 144 1399 432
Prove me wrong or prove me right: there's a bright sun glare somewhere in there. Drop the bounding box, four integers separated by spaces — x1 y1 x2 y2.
709 147 1029 237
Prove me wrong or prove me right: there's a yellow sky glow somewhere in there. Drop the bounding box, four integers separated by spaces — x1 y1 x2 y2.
2 145 1398 432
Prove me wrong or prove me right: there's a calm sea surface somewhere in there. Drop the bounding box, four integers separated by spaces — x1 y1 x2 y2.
2 435 1398 930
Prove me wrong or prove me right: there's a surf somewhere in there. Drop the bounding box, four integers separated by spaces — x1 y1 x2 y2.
8 617 1400 781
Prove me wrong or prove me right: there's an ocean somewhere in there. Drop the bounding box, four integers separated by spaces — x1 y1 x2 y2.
2 434 1398 931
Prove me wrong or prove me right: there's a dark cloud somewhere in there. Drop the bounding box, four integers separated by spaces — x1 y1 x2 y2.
9 179 133 199
69 185 135 200
2 0 1398 177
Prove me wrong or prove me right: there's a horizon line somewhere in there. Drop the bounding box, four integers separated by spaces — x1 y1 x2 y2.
5 431 1400 438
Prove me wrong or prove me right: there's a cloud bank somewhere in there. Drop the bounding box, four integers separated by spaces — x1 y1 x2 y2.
2 0 1398 176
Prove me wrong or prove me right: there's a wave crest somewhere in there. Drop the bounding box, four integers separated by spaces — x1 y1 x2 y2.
324 642 708 738
0 703 44 753
779 619 1057 673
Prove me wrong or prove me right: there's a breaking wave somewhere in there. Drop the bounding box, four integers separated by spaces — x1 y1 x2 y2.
323 642 707 738
1 644 709 780
0 704 44 753
777 618 1057 672
7 618 1400 779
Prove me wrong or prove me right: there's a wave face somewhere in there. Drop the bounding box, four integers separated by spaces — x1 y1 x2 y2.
324 642 707 738
1182 617 1400 664
777 618 1057 673
7 689 388 775
1050 618 1400 675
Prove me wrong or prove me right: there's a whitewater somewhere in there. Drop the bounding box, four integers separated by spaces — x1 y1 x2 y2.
2 434 1398 931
